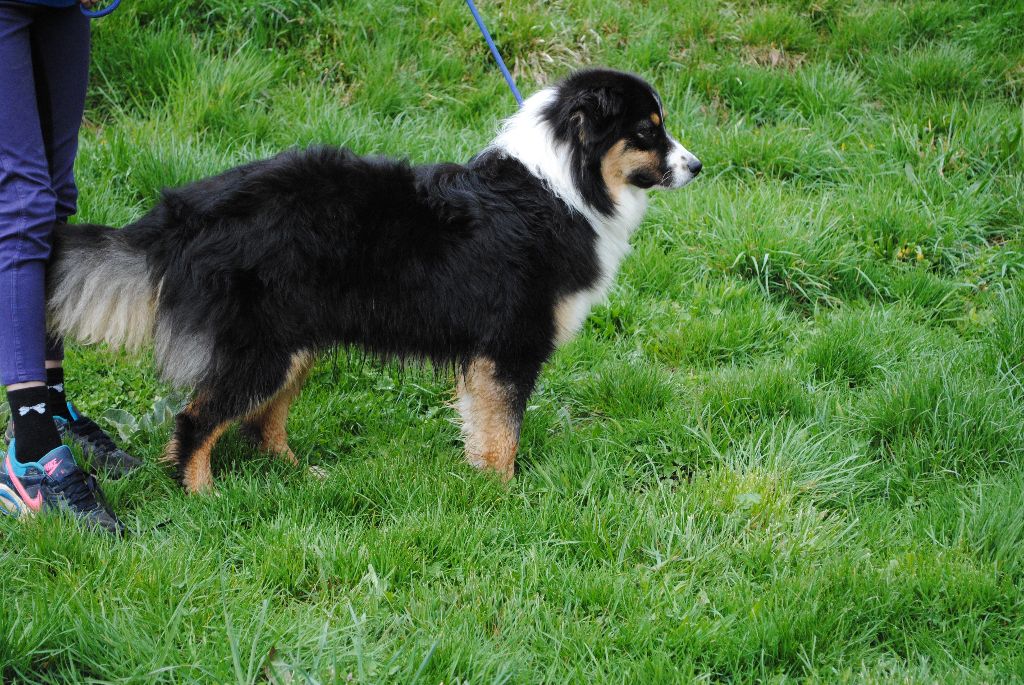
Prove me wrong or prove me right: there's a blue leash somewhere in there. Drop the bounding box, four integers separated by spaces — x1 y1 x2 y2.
464 0 523 108
80 0 120 19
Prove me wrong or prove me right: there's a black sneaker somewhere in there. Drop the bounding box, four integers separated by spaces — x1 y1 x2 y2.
0 441 125 535
55 403 142 478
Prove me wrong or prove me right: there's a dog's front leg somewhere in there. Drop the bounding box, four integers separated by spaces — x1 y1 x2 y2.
456 356 538 480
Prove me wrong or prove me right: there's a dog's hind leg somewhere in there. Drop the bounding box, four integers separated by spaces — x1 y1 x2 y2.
163 396 230 494
165 351 315 493
455 356 540 481
240 352 314 465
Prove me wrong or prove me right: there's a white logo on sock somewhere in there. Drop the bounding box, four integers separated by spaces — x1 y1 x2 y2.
48 384 64 393
18 403 46 416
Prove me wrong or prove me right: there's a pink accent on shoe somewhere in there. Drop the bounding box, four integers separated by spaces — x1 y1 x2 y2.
44 458 60 477
5 455 42 512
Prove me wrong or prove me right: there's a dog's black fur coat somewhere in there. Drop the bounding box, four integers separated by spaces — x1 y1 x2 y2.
60 147 598 409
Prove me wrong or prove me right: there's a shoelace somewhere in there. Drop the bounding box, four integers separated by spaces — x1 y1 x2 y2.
50 468 106 513
69 416 119 453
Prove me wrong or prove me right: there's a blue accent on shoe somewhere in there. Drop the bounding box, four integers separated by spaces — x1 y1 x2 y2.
4 438 26 473
4 440 78 480
5 438 30 474
67 402 80 421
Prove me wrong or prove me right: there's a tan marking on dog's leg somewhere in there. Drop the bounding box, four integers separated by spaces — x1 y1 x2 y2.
456 357 520 480
160 396 204 471
243 352 313 465
161 434 180 469
182 423 227 494
258 394 299 464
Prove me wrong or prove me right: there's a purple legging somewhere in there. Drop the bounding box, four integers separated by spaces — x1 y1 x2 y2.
0 2 89 385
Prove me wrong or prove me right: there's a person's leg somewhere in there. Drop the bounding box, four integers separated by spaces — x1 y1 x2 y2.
0 5 123 533
31 5 91 395
0 3 62 463
27 4 141 477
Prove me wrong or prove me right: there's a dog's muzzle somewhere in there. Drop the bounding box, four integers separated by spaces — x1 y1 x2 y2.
663 137 701 189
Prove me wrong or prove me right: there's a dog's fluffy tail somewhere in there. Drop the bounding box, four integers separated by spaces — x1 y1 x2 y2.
47 224 157 353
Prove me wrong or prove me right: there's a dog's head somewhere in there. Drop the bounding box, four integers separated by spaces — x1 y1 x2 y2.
491 68 701 224
542 69 701 215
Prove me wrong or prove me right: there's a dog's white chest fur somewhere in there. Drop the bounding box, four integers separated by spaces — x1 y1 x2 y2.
553 187 646 345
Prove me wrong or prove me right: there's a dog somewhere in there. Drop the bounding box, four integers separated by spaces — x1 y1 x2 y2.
47 68 702 493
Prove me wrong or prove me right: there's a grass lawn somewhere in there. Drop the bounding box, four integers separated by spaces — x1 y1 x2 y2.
3 0 1024 681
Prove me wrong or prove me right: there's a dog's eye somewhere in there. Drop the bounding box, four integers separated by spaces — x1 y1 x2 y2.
637 121 655 136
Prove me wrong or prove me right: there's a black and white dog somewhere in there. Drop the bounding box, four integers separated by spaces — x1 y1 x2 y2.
47 68 701 492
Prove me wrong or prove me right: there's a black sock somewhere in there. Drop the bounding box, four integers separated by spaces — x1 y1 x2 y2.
6 386 61 464
46 367 71 420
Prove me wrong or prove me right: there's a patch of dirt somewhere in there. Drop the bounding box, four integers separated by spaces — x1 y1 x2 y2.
741 45 807 70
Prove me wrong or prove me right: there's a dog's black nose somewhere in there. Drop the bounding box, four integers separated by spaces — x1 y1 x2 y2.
688 158 703 175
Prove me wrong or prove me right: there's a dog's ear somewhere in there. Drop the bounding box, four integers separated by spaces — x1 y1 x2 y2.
569 86 623 145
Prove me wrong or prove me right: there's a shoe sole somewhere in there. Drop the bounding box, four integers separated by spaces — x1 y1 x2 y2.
0 484 28 519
